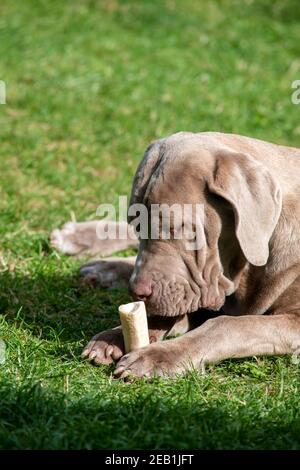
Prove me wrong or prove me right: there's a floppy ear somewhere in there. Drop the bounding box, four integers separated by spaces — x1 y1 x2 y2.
208 151 282 266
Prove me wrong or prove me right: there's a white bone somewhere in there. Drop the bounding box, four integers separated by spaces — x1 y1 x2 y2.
118 301 150 353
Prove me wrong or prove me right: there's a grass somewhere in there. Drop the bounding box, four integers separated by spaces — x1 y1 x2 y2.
0 0 300 450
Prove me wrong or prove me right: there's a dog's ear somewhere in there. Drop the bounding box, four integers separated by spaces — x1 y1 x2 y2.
128 139 164 222
208 151 282 266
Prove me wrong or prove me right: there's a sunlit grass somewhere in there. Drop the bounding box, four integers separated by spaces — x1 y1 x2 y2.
0 0 300 449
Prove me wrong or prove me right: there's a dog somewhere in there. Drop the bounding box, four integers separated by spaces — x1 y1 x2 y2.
51 131 300 378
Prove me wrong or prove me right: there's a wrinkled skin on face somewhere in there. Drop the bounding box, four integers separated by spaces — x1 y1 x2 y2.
129 150 239 317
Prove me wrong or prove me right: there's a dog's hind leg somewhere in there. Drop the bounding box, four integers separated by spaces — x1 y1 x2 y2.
50 220 138 257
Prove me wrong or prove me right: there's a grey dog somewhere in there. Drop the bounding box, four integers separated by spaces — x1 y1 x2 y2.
51 132 300 378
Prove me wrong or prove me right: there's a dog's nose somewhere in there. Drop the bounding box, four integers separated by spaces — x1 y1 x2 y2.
129 277 152 301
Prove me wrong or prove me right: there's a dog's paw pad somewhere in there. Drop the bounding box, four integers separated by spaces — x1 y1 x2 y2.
50 223 83 255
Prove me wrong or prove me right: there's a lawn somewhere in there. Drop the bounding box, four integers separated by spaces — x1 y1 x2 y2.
0 0 300 450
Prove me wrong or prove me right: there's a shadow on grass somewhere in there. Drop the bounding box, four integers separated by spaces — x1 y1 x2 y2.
0 377 299 450
256 0 300 24
0 267 131 344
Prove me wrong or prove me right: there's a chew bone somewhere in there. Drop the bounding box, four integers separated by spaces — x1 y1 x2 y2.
118 301 150 353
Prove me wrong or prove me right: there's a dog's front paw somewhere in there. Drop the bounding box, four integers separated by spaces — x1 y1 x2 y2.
114 341 188 379
82 327 125 365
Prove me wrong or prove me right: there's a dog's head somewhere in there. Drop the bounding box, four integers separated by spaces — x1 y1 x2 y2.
128 133 282 316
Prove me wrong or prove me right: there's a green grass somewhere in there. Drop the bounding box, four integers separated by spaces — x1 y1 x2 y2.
0 0 300 450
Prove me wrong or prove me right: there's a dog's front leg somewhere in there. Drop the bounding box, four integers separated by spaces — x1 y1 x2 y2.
114 313 300 378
